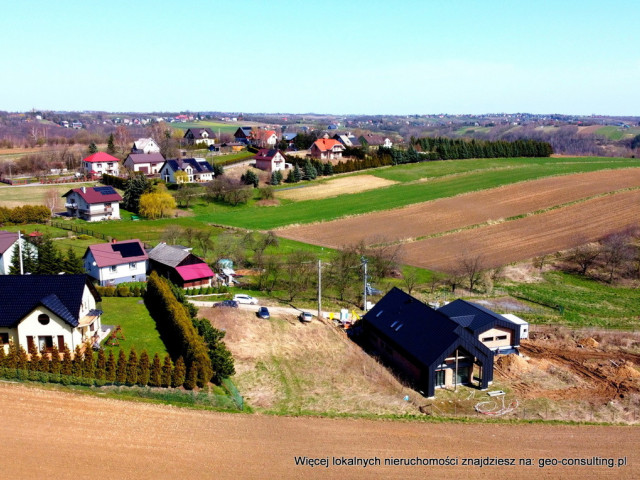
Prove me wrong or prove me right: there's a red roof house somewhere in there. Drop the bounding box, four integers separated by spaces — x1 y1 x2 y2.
253 149 287 172
310 139 345 160
62 186 122 222
82 152 120 178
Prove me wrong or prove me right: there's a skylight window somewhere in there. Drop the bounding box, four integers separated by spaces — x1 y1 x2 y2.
390 321 398 328
395 324 404 331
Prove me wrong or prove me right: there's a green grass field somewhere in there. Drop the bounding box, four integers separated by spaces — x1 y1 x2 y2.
100 297 168 358
594 126 640 141
189 156 640 230
504 271 640 330
170 121 241 135
0 182 96 207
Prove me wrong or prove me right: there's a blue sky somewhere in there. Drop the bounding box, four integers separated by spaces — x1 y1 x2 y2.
1 0 638 115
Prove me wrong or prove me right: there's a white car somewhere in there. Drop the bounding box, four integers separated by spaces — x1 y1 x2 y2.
233 294 258 305
298 311 313 322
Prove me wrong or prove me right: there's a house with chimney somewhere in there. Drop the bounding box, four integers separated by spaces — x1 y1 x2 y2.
82 152 120 178
62 186 122 222
83 239 148 286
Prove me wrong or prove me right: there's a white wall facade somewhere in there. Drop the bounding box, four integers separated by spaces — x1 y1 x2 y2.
85 252 147 286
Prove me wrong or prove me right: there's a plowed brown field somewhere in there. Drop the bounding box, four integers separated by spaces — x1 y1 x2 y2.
402 189 640 271
277 169 640 247
1 382 638 479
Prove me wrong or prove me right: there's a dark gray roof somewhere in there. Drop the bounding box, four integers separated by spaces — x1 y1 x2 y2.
0 275 98 328
164 158 214 174
125 153 165 165
363 287 490 368
438 300 521 345
185 128 215 138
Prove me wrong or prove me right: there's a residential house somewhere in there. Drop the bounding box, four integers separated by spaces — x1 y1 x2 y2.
253 149 287 172
0 274 104 354
358 134 393 149
309 138 345 160
438 300 523 354
83 239 148 286
252 129 277 149
333 133 361 148
282 132 298 150
82 152 120 178
147 243 214 288
0 231 29 275
234 126 253 144
123 152 166 175
159 158 215 183
362 287 494 398
184 128 216 146
131 138 161 154
62 186 122 222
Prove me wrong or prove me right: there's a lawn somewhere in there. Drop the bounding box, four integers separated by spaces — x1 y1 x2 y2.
100 297 168 358
504 271 640 330
189 156 640 230
170 121 241 135
0 182 95 207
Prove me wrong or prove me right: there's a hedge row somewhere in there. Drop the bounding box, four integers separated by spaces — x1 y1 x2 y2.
101 173 127 190
0 205 50 224
96 284 146 297
185 285 228 296
144 272 214 386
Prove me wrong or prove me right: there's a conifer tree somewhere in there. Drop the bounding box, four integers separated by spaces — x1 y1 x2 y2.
293 164 302 182
33 236 62 275
196 362 210 388
323 162 333 175
0 344 6 367
60 345 73 376
5 342 18 369
37 347 48 372
107 134 116 155
50 344 61 374
82 350 95 378
63 247 84 274
171 356 186 388
27 341 40 370
88 142 98 154
95 349 106 381
184 362 197 390
149 353 162 387
137 350 150 387
161 355 173 388
115 349 127 384
106 350 117 383
302 159 317 180
17 345 29 371
125 347 138 386
71 345 83 377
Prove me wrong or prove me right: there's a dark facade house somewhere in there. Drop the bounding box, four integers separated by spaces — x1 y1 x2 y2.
184 128 215 146
362 288 494 398
234 126 253 144
438 300 522 354
147 243 214 288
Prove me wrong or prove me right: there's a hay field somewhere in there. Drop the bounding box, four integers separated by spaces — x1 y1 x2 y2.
277 174 398 201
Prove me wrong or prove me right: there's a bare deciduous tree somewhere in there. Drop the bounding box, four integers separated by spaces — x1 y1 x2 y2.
43 188 60 215
162 225 183 245
566 240 600 276
402 268 419 296
459 253 485 292
601 231 632 283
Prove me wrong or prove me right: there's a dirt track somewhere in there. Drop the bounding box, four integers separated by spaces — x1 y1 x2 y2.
1 382 638 479
277 169 640 257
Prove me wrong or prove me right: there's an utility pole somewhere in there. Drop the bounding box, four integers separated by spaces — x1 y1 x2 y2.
317 259 322 320
361 256 368 312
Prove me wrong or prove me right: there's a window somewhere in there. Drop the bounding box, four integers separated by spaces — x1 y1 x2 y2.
129 262 136 269
481 336 494 342
38 314 50 325
90 322 95 332
435 370 445 387
496 335 508 341
38 336 54 351
110 265 117 272
0 333 8 345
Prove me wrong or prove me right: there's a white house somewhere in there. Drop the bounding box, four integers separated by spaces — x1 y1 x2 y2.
310 139 345 160
0 231 30 275
131 138 161 154
184 128 216 146
84 239 148 286
0 275 104 354
160 158 215 183
123 152 166 175
62 186 122 222
501 313 530 340
253 149 287 172
82 152 120 178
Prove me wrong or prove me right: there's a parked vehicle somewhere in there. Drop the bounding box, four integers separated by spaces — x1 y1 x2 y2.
257 306 270 319
233 294 258 305
215 300 238 308
298 311 313 322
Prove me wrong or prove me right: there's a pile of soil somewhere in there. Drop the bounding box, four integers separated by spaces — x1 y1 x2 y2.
616 361 640 380
579 337 600 348
496 354 530 376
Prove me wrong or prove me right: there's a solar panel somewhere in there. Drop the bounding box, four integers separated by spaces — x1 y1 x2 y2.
112 242 144 258
94 186 117 195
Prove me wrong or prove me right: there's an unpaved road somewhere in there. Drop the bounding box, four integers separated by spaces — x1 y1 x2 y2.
1 382 638 479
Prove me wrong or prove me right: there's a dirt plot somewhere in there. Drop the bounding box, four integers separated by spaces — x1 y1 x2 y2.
400 189 640 271
199 307 417 415
277 174 398 201
1 383 638 480
277 169 640 247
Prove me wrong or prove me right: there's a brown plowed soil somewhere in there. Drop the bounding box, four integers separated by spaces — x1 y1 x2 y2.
278 169 640 248
400 189 640 271
1 382 638 479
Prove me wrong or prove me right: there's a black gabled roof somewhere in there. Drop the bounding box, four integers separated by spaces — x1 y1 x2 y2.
0 275 98 328
363 287 488 368
438 299 514 334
